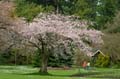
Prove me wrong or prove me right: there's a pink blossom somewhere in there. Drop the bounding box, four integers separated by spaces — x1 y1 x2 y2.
13 14 103 56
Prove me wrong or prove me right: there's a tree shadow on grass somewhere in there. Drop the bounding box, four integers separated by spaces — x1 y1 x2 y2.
17 72 72 77
25 72 52 76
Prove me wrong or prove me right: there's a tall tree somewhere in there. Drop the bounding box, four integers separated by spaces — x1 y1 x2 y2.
73 0 97 20
95 0 118 30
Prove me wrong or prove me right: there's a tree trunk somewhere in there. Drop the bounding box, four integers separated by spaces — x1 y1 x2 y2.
39 52 48 73
39 41 49 74
14 52 17 66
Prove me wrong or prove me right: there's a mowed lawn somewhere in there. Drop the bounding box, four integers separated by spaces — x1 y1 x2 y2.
0 66 120 79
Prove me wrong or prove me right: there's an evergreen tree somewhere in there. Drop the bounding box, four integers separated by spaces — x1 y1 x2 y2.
94 0 118 30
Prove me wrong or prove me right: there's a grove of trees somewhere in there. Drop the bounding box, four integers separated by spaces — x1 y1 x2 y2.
15 0 120 29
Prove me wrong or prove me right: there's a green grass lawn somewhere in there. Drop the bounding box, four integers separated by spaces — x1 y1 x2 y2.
0 66 120 79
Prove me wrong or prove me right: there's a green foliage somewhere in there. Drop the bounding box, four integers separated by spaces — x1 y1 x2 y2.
73 0 96 20
59 0 75 15
15 0 44 22
104 11 120 33
33 49 41 67
0 53 10 64
93 54 110 67
44 5 55 13
0 49 17 65
33 49 73 67
94 0 118 30
0 48 33 65
14 0 119 29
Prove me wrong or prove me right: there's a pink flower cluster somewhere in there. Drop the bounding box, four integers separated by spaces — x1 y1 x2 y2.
16 14 103 56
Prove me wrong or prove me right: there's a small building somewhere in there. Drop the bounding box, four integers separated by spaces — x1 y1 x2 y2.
91 50 112 67
91 50 108 67
92 50 105 58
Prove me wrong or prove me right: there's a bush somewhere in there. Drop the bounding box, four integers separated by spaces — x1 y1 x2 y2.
93 54 110 68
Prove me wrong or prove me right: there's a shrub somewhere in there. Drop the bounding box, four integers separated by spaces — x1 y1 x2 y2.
94 54 110 67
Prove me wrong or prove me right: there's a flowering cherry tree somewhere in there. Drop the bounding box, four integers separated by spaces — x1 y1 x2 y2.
13 14 103 73
0 24 22 54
